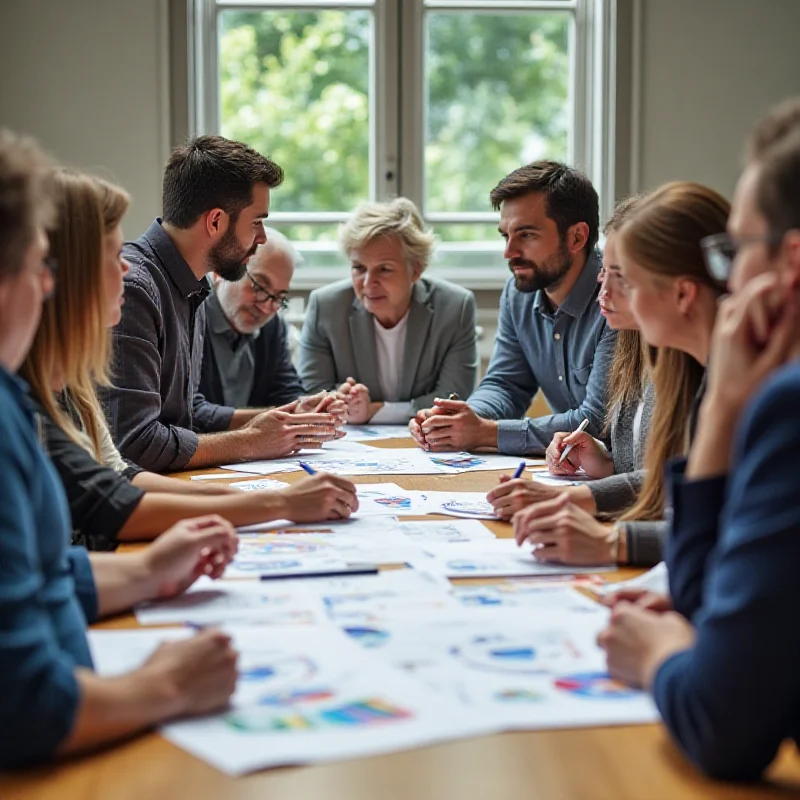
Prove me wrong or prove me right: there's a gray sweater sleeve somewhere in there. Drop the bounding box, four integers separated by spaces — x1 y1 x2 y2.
620 519 666 567
587 469 645 516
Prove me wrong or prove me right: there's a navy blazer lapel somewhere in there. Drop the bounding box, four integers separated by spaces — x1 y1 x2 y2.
348 299 381 399
400 281 434 400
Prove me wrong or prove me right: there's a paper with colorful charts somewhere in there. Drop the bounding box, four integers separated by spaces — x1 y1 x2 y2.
341 608 658 732
88 625 496 775
413 539 616 579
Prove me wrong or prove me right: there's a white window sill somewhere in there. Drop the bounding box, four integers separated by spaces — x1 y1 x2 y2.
290 267 510 292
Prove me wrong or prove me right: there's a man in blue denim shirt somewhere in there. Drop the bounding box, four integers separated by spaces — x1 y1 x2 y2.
412 161 615 456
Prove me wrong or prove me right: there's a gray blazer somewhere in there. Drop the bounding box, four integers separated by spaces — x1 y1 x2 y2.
587 381 665 567
297 276 478 411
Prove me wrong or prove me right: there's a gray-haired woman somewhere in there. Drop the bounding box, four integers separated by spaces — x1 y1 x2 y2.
297 197 478 423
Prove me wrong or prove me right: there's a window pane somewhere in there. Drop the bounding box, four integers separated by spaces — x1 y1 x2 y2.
425 11 571 213
219 9 372 213
268 223 347 270
429 224 505 270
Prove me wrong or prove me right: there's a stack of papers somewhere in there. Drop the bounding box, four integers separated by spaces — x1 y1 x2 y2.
109 491 644 777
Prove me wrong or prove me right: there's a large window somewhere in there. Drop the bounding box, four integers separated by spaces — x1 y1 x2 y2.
191 0 615 286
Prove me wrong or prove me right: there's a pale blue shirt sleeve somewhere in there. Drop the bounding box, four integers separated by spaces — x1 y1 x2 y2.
467 281 540 421
495 321 616 455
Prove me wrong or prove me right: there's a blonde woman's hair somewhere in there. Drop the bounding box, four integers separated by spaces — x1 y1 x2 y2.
616 181 729 523
20 169 130 458
601 195 651 430
339 197 435 272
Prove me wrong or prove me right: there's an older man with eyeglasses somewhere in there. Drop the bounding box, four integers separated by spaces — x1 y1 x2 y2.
200 228 309 410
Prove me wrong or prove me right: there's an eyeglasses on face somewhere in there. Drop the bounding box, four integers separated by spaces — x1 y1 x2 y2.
245 269 289 310
700 232 786 282
39 256 58 299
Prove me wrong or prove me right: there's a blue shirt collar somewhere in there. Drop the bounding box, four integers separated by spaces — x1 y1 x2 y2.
0 362 30 397
0 363 35 419
533 249 602 319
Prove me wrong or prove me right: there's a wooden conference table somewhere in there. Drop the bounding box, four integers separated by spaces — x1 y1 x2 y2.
3 439 800 800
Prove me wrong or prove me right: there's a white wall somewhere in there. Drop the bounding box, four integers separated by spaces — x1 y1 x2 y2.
631 0 800 199
2 1 800 277
0 0 171 237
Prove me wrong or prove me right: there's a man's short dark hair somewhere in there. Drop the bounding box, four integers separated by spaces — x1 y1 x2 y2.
490 160 599 253
756 128 800 236
162 135 284 229
0 129 55 280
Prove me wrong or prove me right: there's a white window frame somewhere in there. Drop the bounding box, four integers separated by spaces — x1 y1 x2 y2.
189 0 616 289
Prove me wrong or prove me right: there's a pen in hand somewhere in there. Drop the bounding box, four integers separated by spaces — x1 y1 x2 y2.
298 461 317 476
557 418 590 465
512 461 526 479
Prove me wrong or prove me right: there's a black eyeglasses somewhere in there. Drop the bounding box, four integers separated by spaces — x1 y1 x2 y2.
700 232 786 282
245 269 289 310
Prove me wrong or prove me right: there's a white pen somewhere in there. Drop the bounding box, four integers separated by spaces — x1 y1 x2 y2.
557 418 590 465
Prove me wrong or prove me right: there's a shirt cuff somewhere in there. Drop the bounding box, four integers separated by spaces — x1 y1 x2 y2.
194 403 235 434
496 419 532 456
667 458 728 545
370 402 415 424
67 546 99 624
171 428 200 471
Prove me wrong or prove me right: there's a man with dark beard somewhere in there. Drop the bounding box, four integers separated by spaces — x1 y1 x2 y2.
410 161 616 456
103 136 340 472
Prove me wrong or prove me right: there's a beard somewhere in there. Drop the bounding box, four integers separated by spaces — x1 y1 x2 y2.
510 240 573 293
209 225 256 282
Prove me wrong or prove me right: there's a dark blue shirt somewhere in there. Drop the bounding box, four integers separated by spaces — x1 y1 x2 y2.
467 251 616 455
0 365 98 768
200 289 304 409
655 362 800 780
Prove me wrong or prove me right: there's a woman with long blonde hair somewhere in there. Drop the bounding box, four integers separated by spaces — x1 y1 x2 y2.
22 169 358 550
491 197 660 564
511 182 729 565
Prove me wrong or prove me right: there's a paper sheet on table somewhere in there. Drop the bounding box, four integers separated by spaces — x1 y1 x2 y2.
135 575 325 626
219 461 300 476
425 452 545 474
224 554 351 580
420 491 500 519
226 518 421 576
319 439 376 453
89 625 495 776
191 471 255 481
450 582 605 615
344 608 658 733
354 483 431 516
286 566 452 595
393 519 497 544
526 467 593 486
230 478 290 491
224 449 442 477
413 539 616 579
596 561 668 596
313 567 459 626
341 424 414 441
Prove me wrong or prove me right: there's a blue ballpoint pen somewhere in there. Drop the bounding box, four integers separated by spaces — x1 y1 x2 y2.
298 461 317 475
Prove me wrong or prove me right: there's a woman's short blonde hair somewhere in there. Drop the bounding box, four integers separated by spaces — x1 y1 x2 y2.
338 197 435 272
